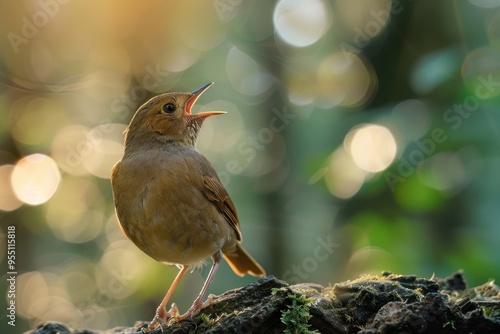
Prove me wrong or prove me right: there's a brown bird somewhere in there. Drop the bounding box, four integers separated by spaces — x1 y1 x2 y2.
110 82 265 331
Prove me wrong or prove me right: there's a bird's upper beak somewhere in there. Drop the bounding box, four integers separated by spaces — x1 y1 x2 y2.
185 82 226 118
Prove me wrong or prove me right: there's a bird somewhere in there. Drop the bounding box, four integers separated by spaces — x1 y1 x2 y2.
110 82 265 331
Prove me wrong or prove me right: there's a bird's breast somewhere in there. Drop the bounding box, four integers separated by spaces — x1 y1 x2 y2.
112 151 234 265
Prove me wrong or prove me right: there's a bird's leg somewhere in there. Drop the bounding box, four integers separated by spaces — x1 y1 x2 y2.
146 265 189 331
176 251 222 321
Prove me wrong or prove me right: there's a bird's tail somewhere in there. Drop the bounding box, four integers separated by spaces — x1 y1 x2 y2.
223 244 266 277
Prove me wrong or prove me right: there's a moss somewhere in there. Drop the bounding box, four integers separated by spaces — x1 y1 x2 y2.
199 313 217 327
413 286 426 299
278 291 319 334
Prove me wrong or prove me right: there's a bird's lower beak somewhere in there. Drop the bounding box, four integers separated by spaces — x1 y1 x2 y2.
185 82 226 118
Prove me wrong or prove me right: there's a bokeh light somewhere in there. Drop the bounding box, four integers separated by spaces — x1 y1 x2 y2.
96 240 146 300
160 45 200 73
51 125 93 176
0 165 23 211
286 76 316 106
11 154 61 205
197 100 245 154
345 124 397 173
273 0 330 47
345 246 393 277
334 0 392 41
17 271 81 328
417 152 469 195
46 177 104 243
462 47 500 99
80 124 126 179
50 124 126 179
390 99 432 143
411 48 462 95
325 146 367 199
486 10 500 48
317 52 377 107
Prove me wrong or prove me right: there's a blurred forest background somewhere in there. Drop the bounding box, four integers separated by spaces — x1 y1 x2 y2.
1 0 500 332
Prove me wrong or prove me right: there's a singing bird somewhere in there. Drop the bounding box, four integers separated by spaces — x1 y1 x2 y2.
111 83 265 331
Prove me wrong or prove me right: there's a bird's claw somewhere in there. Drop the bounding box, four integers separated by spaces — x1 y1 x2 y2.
176 296 214 321
166 303 180 322
141 317 165 333
200 294 215 310
141 298 214 332
142 303 181 333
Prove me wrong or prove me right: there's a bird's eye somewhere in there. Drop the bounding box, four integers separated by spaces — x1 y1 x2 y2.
162 103 176 114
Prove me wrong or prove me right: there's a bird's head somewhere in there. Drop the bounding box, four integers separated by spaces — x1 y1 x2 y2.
124 82 225 149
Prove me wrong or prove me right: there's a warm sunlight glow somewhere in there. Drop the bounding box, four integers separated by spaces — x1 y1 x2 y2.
11 154 61 205
273 0 330 47
325 147 368 199
346 124 397 173
0 165 23 211
317 52 377 107
80 124 126 179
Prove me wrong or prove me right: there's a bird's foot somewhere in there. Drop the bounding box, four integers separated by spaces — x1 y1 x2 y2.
142 296 215 331
176 295 214 321
142 304 180 333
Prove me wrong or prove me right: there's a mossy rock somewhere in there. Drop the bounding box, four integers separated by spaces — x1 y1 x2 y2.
29 271 500 334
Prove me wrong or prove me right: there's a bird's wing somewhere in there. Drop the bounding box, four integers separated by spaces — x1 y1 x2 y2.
199 156 243 241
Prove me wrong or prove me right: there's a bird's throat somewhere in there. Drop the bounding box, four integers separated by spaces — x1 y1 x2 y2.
183 117 206 147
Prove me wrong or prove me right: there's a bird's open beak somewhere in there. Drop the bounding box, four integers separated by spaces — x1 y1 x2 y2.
185 82 226 118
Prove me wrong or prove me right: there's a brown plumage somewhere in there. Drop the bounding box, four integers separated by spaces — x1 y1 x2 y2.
110 82 265 331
